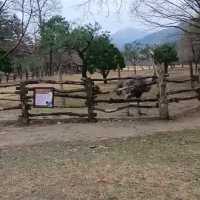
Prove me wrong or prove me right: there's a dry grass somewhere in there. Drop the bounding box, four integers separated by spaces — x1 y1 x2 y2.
0 129 200 200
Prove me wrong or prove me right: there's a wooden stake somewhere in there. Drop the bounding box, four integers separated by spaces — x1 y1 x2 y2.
84 78 97 122
18 82 30 125
158 64 169 120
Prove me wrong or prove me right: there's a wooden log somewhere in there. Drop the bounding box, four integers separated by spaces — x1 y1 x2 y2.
54 93 87 99
167 89 196 95
29 104 86 109
84 78 97 122
91 75 157 82
0 105 21 111
166 79 191 83
0 92 17 95
189 62 195 88
54 88 86 94
23 79 84 85
167 87 200 96
0 83 20 88
52 105 86 109
95 104 158 113
158 64 169 120
95 98 158 104
30 112 91 118
168 95 199 103
18 82 30 125
0 98 20 102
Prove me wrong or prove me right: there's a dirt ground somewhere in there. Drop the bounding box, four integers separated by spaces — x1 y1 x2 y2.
0 128 200 200
0 68 200 199
0 106 200 148
0 67 200 148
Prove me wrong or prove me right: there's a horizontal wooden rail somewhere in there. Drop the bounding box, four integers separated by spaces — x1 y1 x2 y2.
54 93 87 99
0 98 20 102
167 88 200 95
23 79 84 85
0 83 20 88
95 104 158 113
91 75 157 82
0 105 21 111
95 98 158 104
54 88 86 94
168 95 199 103
0 92 17 95
29 104 86 109
29 112 91 118
167 79 191 83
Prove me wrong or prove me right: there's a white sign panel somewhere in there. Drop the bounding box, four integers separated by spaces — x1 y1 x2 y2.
34 88 54 108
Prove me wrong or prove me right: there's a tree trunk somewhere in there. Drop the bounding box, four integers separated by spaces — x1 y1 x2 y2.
25 70 28 80
153 63 157 77
195 62 198 74
49 48 53 76
134 65 137 74
6 73 9 82
79 52 87 78
82 64 87 78
103 77 107 84
101 70 109 84
20 72 23 80
164 62 168 74
118 67 121 79
58 65 66 106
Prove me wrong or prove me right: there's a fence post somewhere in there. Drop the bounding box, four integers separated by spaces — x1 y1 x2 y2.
158 64 169 120
189 62 195 88
18 82 30 125
84 78 97 122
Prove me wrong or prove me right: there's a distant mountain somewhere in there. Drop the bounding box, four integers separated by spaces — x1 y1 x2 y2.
111 28 148 49
112 27 183 50
136 28 183 46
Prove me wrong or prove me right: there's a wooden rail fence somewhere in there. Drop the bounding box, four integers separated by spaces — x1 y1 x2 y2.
0 66 200 124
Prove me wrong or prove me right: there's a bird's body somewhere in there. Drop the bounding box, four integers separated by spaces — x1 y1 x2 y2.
116 75 153 115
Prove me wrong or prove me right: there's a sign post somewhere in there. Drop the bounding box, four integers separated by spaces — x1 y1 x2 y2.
33 88 54 108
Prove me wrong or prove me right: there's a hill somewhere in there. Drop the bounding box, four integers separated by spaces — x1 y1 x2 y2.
112 27 183 49
111 28 147 49
136 28 182 45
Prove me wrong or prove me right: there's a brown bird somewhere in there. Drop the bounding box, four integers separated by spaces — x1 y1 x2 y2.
115 75 155 116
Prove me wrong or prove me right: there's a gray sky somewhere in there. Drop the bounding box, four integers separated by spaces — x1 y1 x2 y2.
60 0 149 33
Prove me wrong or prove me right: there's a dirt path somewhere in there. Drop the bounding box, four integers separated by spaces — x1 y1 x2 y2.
1 109 200 148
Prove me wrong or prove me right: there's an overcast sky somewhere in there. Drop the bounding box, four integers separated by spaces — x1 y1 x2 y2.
60 0 150 33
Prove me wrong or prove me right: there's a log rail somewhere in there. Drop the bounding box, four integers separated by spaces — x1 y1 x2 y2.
0 74 200 124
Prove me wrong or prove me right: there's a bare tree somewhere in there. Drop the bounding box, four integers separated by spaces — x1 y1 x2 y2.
31 0 61 34
132 0 200 35
0 0 9 14
0 0 33 59
80 0 200 35
0 0 60 61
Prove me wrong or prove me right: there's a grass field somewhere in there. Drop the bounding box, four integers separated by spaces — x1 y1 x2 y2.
0 129 200 200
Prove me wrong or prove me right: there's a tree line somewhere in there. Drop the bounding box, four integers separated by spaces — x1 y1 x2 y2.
84 0 200 76
1 0 200 83
0 0 125 83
